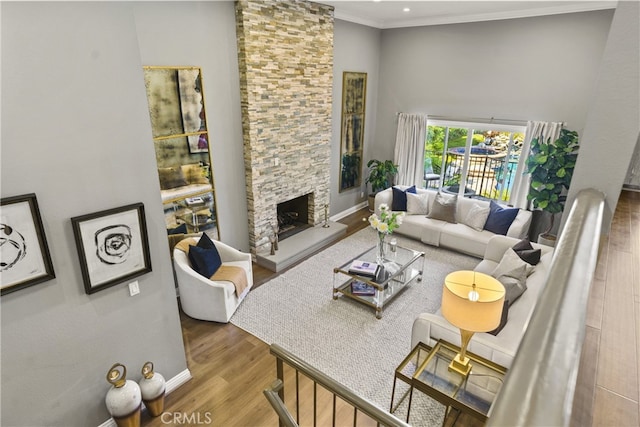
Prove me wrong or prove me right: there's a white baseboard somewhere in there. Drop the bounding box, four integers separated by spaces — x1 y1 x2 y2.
330 201 368 222
97 368 192 427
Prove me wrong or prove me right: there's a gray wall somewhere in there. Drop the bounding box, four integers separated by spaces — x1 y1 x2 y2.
133 1 249 252
565 1 640 230
373 10 614 163
1 2 188 426
331 19 381 215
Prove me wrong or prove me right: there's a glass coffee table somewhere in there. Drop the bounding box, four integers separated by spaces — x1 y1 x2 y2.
391 340 507 424
332 243 424 319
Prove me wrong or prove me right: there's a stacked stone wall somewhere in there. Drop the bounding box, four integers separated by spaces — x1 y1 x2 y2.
236 0 334 255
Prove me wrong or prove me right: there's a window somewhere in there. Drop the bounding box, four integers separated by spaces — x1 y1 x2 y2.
424 121 525 203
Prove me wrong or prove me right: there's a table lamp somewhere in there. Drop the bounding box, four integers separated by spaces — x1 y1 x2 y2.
441 270 505 376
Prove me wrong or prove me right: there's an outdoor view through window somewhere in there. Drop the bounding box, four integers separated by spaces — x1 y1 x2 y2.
424 122 525 203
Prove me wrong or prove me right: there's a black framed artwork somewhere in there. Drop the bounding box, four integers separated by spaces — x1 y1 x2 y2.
1 193 56 295
71 203 152 294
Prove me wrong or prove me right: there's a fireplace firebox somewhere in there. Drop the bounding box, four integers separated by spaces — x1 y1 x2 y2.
277 194 312 240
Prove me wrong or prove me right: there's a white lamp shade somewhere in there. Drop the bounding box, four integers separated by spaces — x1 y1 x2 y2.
441 270 505 332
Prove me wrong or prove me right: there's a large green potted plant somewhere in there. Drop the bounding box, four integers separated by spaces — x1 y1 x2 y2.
365 159 398 212
525 128 579 245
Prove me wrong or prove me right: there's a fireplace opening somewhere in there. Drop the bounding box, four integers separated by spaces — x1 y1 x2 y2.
277 194 312 241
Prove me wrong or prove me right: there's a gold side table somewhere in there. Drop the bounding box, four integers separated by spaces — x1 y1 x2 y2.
391 340 506 425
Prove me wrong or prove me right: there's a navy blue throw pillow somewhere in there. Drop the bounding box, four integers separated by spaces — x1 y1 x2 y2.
188 244 222 278
391 185 417 211
196 232 216 250
483 201 519 235
167 223 187 235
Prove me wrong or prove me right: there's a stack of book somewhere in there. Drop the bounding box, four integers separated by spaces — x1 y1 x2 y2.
348 260 380 278
350 280 375 296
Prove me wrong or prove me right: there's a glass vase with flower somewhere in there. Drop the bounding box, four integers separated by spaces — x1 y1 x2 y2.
367 203 404 263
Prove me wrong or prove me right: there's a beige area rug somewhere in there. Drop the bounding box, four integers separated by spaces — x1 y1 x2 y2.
231 227 479 425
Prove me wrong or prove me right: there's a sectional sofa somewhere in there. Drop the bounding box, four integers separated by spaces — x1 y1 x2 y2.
411 234 554 368
374 185 532 258
374 185 553 368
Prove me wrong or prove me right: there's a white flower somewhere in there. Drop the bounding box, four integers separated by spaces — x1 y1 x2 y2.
367 207 403 235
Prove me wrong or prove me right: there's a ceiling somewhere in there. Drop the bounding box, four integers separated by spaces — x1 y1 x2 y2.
317 1 617 29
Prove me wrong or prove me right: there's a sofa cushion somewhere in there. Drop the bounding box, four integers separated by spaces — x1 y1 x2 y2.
196 232 216 250
495 263 528 306
427 192 457 223
487 300 509 336
406 192 430 215
188 244 222 278
463 203 491 231
484 201 519 235
506 209 533 239
512 238 542 265
439 223 494 258
491 248 535 278
167 223 188 235
181 163 210 185
158 166 188 190
391 185 417 211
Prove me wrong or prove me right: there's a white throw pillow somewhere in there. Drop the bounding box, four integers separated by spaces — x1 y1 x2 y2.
491 248 535 278
406 192 430 215
463 203 491 231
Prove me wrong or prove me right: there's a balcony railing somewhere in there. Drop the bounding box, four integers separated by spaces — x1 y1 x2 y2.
439 149 518 201
265 344 410 427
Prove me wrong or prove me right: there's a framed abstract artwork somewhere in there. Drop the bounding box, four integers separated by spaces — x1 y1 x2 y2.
71 203 152 294
340 71 367 192
1 193 56 295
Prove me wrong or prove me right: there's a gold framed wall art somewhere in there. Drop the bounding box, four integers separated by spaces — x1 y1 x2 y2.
339 71 367 192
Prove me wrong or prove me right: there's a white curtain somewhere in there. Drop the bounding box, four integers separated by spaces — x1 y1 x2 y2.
510 120 563 209
394 113 428 186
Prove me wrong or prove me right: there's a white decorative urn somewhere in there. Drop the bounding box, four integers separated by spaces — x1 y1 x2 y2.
138 361 166 417
105 363 141 427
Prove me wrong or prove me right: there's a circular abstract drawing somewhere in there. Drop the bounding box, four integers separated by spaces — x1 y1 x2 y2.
0 223 27 272
95 225 132 265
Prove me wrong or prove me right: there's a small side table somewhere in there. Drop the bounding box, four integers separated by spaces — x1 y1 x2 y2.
391 340 506 425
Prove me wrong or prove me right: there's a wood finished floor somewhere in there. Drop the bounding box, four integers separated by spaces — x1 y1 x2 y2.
142 192 639 427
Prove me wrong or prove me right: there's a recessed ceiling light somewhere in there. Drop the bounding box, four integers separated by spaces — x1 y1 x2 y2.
403 7 410 12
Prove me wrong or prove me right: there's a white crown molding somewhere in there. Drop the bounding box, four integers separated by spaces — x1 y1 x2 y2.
334 1 617 29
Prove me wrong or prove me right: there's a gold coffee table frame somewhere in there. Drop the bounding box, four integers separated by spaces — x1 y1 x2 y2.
332 244 424 319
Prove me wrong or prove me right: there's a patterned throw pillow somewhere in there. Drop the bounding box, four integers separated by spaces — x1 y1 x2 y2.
406 192 430 215
463 203 491 231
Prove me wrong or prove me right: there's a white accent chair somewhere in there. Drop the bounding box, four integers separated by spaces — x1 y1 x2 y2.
173 237 253 323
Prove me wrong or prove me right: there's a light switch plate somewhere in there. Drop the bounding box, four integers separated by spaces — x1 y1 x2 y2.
129 281 140 296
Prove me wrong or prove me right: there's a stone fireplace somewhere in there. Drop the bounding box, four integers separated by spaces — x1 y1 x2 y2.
235 0 335 257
